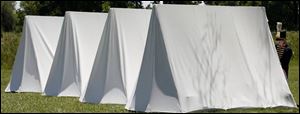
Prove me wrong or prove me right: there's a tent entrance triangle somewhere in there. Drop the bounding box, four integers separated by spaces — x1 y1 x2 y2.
80 11 127 104
130 13 180 112
101 18 127 103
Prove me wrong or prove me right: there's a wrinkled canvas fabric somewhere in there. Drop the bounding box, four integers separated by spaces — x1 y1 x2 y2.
127 5 297 113
43 12 107 97
80 8 151 105
5 16 63 93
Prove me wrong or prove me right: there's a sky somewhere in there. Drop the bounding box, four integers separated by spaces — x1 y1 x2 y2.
15 1 20 10
15 1 156 10
142 1 152 8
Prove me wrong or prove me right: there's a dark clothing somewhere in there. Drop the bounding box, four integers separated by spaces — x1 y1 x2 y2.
275 43 293 79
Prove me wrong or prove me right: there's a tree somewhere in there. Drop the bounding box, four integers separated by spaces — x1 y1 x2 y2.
102 1 128 12
102 1 143 12
128 1 143 8
17 1 104 28
15 1 299 32
19 1 40 15
102 1 111 13
15 9 26 32
262 1 299 30
1 1 17 32
20 1 103 16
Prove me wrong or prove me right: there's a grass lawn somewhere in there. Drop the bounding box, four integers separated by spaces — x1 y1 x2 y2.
1 69 129 113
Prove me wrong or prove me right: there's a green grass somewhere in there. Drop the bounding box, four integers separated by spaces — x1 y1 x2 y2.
1 64 298 113
1 32 21 69
1 31 299 113
1 69 129 113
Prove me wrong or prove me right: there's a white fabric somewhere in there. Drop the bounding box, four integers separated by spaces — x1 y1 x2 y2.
80 8 151 105
5 16 63 93
127 5 297 113
43 11 107 97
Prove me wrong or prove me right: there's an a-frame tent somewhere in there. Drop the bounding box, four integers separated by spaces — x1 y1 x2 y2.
126 5 297 113
43 11 107 97
5 16 63 93
80 8 151 105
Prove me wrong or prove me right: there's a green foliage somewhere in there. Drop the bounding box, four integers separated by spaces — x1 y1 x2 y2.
102 1 143 13
19 1 144 15
20 1 40 15
15 9 25 33
128 1 143 8
286 31 299 64
101 1 128 13
16 1 104 27
17 1 144 24
109 1 130 8
1 32 21 70
102 1 111 13
1 1 17 32
1 1 299 32
20 1 103 16
52 1 103 15
9 1 300 32
264 1 299 31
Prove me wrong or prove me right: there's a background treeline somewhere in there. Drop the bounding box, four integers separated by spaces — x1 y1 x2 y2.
1 1 299 34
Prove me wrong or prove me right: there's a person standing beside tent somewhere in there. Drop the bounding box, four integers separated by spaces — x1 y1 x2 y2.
275 30 293 79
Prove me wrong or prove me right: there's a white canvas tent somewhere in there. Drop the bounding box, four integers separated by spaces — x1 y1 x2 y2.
43 11 107 97
79 8 151 104
5 16 63 93
126 5 297 112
